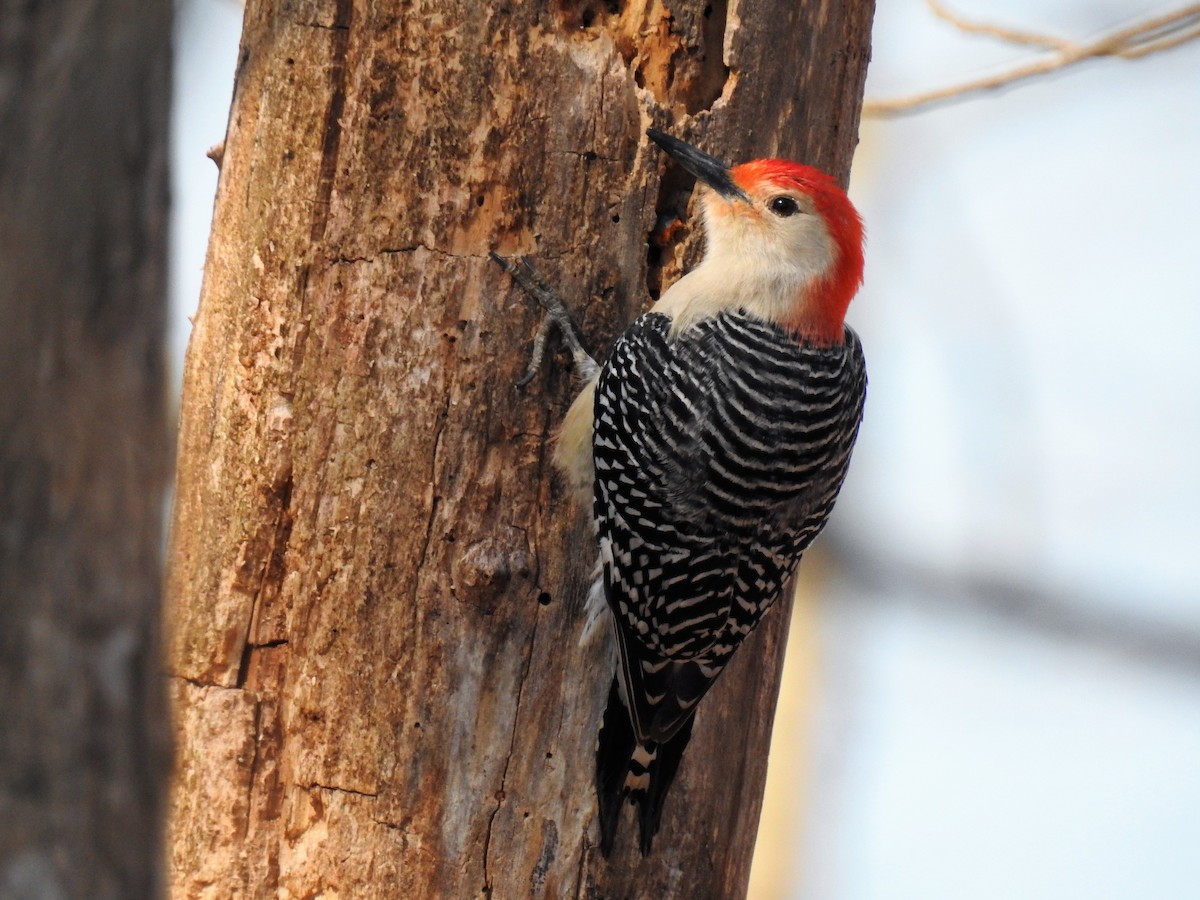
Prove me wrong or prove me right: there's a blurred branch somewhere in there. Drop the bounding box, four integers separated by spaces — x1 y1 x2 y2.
864 1 1200 117
837 545 1200 678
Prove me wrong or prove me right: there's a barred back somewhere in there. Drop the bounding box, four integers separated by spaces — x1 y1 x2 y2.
593 310 866 745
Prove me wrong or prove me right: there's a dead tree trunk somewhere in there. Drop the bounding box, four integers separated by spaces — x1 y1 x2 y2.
0 1 172 897
165 1 873 896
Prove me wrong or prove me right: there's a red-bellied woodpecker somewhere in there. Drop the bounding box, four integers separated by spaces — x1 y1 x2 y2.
492 128 866 856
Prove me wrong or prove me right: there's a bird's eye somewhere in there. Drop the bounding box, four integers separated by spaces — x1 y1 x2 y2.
770 196 801 217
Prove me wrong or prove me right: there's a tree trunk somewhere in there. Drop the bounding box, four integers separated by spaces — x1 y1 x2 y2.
165 1 873 896
0 1 172 897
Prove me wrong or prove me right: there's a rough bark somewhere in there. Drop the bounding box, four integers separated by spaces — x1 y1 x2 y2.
166 1 873 897
0 1 172 897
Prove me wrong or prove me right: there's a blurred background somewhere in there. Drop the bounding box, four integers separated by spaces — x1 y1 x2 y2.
171 1 1200 897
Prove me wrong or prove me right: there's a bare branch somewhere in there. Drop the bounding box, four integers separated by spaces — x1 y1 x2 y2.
865 2 1200 117
926 0 1071 52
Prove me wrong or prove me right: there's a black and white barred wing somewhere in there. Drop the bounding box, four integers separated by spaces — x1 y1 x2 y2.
592 311 865 743
594 313 735 644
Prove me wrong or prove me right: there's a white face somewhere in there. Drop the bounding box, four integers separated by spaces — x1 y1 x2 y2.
651 177 851 335
699 185 838 290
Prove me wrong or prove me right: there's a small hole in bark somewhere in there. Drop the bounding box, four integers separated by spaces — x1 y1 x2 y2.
583 150 598 163
581 6 596 27
703 3 713 16
537 592 552 606
475 195 485 207
612 213 620 223
545 751 553 759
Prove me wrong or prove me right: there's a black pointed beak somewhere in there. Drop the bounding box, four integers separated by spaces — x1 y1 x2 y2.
647 128 748 201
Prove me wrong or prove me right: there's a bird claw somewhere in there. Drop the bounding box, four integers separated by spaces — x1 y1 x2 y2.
514 313 554 388
490 252 599 386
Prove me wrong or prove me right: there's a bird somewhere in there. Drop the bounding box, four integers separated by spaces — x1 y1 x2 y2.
492 127 867 856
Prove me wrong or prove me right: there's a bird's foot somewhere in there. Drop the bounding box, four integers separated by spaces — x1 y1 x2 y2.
490 253 599 386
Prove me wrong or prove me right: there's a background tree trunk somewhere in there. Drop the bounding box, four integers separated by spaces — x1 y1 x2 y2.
0 1 172 897
166 1 873 896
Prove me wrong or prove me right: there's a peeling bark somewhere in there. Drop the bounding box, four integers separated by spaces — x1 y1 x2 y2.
166 1 873 896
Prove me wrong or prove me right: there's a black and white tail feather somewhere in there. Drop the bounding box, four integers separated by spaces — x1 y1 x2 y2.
596 676 696 856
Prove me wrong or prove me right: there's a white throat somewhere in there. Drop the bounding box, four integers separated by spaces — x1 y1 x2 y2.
649 214 837 334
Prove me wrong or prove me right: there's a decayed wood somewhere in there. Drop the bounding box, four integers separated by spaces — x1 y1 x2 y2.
165 1 873 896
0 1 172 897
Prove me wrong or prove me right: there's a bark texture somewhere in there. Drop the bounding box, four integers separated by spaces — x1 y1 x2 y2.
166 1 873 896
0 1 172 897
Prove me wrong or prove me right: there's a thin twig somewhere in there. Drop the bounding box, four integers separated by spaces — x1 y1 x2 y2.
926 0 1071 51
864 2 1200 117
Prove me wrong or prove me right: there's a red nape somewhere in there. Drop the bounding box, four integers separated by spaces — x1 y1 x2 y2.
732 159 865 343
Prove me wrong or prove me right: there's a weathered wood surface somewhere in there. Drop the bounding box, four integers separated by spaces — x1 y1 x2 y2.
0 1 172 897
166 1 873 896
